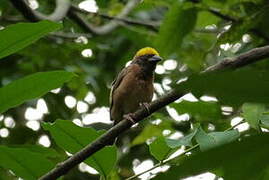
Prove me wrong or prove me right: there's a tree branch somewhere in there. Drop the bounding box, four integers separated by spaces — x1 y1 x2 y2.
70 5 159 31
9 0 70 21
126 119 245 180
68 0 141 35
39 45 269 180
208 7 269 42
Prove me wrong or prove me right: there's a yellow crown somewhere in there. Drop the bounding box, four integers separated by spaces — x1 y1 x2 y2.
134 47 159 58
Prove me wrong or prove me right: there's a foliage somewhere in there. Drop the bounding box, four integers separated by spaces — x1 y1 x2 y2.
0 0 269 180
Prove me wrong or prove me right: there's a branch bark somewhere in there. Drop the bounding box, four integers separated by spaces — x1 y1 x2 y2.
68 0 141 35
70 5 159 31
39 45 269 180
9 0 70 21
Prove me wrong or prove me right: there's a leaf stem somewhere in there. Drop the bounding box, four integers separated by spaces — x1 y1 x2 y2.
126 120 245 180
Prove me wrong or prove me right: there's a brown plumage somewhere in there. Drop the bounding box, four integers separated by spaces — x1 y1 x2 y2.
110 47 162 127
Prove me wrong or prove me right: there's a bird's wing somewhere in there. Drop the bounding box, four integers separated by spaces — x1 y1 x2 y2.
109 67 129 118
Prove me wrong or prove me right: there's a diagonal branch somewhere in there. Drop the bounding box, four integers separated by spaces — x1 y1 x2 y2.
70 5 159 31
39 45 269 180
68 0 141 35
9 0 70 21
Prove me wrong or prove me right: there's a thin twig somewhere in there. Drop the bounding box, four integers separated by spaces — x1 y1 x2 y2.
126 120 245 180
70 5 159 31
39 45 269 180
68 0 141 35
9 0 70 21
207 7 269 41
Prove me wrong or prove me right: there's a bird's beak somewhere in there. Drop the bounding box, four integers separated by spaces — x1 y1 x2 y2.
149 55 162 62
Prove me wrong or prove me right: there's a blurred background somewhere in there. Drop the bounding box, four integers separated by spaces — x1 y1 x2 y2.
0 0 269 179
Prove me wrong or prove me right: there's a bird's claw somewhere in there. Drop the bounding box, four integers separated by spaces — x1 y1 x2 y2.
139 102 150 114
123 113 136 124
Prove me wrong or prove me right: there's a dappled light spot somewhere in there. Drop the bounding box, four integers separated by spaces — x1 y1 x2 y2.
169 132 183 139
28 0 39 10
167 146 185 160
82 107 111 125
77 101 89 113
221 106 233 115
133 159 154 180
220 43 232 51
50 88 61 94
4 116 15 128
163 59 177 70
65 95 77 108
231 117 249 132
38 135 51 147
26 120 40 131
242 34 251 43
166 106 190 122
37 98 49 114
200 95 218 102
180 93 199 102
72 118 83 127
208 123 215 131
162 129 171 136
155 65 165 74
75 36 88 44
81 49 93 58
231 43 241 53
0 128 9 138
84 91 96 104
25 107 43 121
154 83 165 95
162 77 172 90
183 172 217 180
79 162 99 175
79 0 99 13
205 24 217 30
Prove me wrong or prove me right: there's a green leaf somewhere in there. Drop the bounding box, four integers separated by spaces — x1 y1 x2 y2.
131 118 172 146
154 134 269 180
0 146 55 180
195 127 240 151
149 136 174 161
196 11 220 28
242 103 265 131
155 2 197 57
170 101 222 122
179 69 269 105
10 145 60 158
0 20 62 59
261 114 269 129
42 120 117 178
131 124 163 146
165 129 197 148
0 71 75 114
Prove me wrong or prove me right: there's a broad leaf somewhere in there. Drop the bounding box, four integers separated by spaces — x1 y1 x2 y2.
0 21 62 59
42 120 117 178
195 127 240 151
0 146 55 180
155 2 197 57
180 69 269 105
242 103 265 130
154 134 269 180
171 101 222 122
0 71 75 114
149 136 173 161
165 129 197 148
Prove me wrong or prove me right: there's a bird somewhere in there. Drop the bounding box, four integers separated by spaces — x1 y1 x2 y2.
110 47 162 129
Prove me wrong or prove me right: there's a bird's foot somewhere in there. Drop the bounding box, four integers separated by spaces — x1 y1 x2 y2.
139 102 151 114
123 113 136 124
